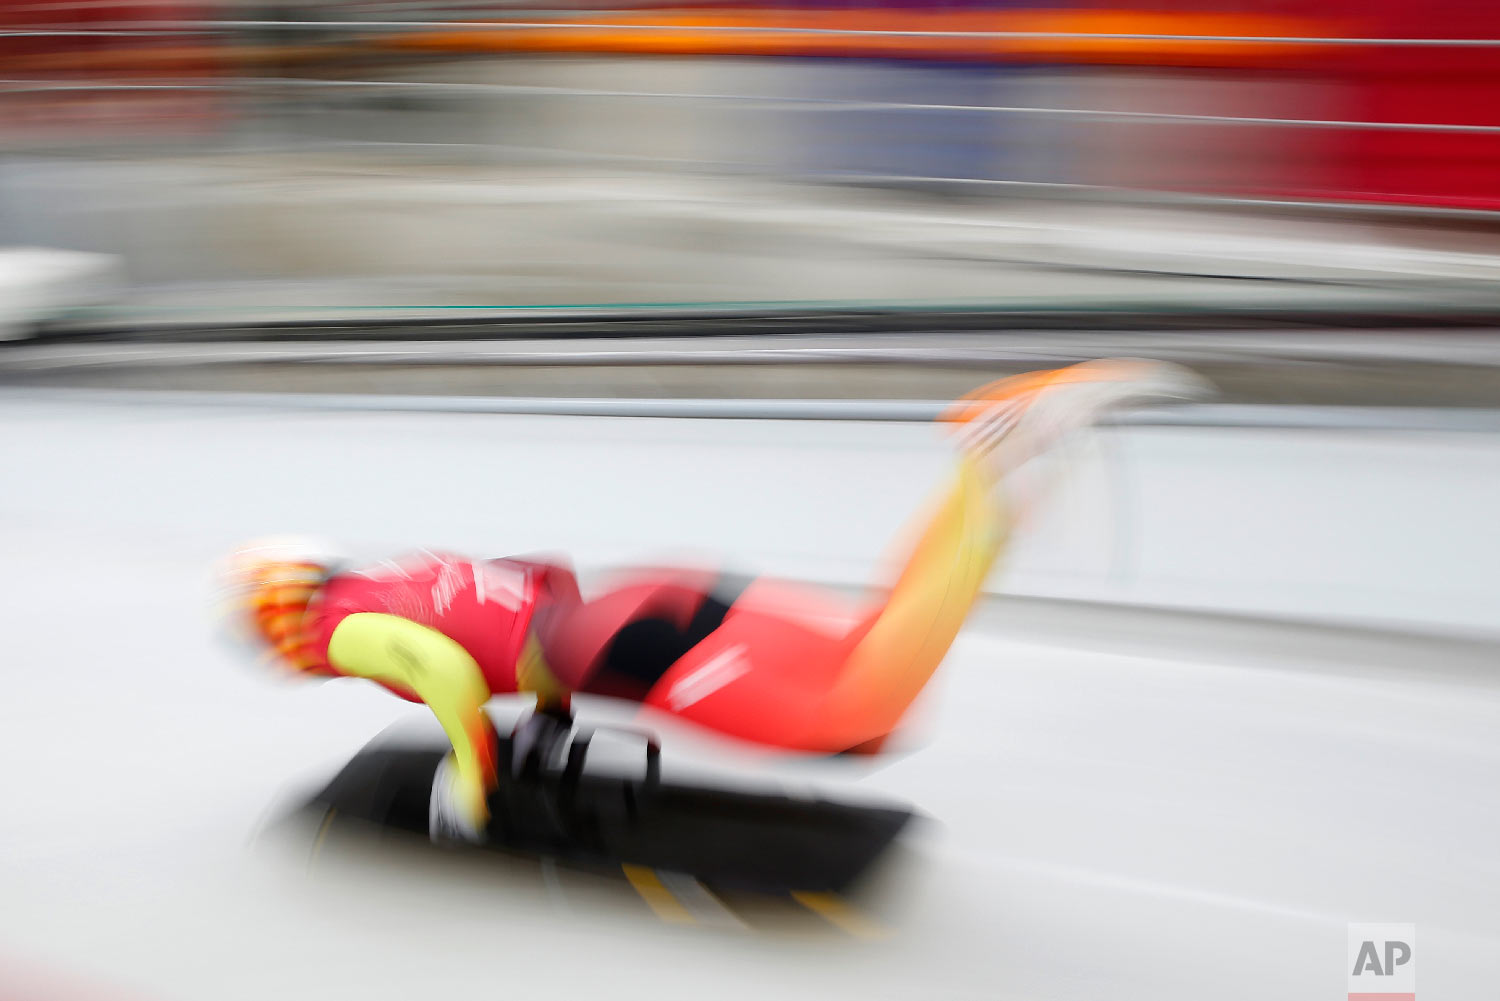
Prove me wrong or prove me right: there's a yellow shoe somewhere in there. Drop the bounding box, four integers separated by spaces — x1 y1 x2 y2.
943 359 1210 474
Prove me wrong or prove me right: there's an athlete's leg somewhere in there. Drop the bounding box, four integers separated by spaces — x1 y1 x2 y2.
817 454 1005 750
643 360 1206 752
814 359 1207 747
635 454 1001 752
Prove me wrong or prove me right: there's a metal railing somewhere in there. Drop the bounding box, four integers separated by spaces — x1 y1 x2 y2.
6 76 1500 135
5 21 1500 45
10 386 1500 432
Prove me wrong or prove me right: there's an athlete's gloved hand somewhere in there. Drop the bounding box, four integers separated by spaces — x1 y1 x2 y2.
429 753 489 844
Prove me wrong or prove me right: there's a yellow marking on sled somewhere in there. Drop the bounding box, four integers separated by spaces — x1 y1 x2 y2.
791 891 889 940
622 865 696 924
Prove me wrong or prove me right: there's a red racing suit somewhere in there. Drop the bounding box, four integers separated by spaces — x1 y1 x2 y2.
301 552 551 699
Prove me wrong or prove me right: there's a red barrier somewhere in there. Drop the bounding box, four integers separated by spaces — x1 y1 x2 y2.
0 1 223 141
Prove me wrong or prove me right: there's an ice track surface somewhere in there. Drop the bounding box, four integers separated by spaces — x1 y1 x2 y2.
0 396 1497 1001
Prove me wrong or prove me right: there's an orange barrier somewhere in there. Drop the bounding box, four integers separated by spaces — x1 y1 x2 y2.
381 10 1339 68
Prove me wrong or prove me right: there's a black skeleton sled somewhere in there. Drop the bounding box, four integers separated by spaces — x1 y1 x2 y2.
308 716 916 895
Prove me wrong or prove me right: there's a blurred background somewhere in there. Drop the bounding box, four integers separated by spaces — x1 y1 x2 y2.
1 3 1498 1001
4 0 1500 321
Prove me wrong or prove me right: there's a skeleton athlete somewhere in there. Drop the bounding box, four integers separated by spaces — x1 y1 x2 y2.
218 360 1204 840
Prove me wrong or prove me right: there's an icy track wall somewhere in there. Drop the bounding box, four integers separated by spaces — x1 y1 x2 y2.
999 424 1498 638
4 398 1495 640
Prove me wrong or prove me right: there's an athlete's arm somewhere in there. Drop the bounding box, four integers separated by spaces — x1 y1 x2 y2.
326 612 498 830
